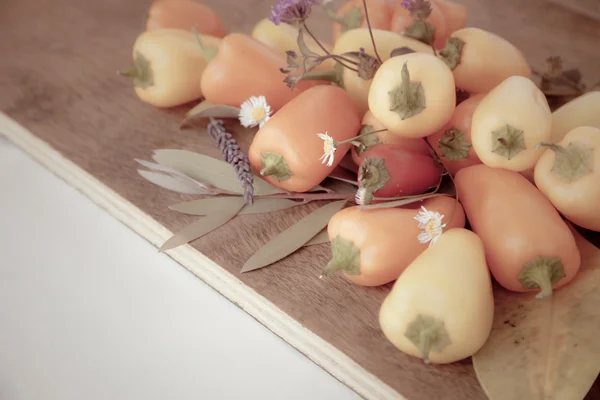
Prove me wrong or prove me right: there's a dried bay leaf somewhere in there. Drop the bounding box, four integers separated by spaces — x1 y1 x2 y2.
240 200 347 273
472 229 600 400
180 100 241 128
152 149 285 196
304 228 330 246
160 198 245 251
170 197 303 215
137 170 208 195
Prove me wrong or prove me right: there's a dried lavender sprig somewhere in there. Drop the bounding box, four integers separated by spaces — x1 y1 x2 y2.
207 118 254 205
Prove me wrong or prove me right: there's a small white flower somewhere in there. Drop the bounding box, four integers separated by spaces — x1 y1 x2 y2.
414 206 446 247
317 132 337 167
239 96 272 128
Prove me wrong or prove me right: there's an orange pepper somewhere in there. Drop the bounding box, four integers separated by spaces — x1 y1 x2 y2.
331 0 395 43
455 164 581 299
200 33 317 111
352 110 430 165
146 0 225 38
433 0 467 34
325 196 465 286
426 93 485 175
248 85 361 192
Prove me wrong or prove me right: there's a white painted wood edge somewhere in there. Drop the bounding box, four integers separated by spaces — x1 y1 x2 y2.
0 112 405 400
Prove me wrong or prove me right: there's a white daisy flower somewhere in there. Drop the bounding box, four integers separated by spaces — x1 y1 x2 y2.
239 96 272 128
414 206 446 247
317 132 337 167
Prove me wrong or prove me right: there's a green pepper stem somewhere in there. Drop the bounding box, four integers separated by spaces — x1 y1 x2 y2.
118 68 138 78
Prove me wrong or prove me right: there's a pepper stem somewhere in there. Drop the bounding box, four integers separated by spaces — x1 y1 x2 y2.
517 256 565 300
404 315 451 364
260 152 293 182
322 236 361 277
118 67 138 78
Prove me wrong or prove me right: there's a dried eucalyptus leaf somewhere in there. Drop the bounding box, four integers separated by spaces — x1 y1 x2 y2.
359 193 450 210
160 198 245 251
137 170 208 194
169 197 302 216
328 167 359 186
472 228 600 400
152 149 284 195
181 100 241 127
304 228 330 246
240 200 347 273
390 46 416 58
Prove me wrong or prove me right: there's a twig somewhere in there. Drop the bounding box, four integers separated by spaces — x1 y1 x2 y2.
362 0 383 63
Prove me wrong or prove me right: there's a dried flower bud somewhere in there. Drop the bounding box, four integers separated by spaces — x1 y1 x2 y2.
269 0 321 26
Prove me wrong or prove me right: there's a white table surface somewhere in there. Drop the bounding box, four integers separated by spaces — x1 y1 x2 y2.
0 137 360 400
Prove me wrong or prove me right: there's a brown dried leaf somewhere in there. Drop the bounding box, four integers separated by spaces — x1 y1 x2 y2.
160 198 245 251
240 200 347 272
473 228 600 400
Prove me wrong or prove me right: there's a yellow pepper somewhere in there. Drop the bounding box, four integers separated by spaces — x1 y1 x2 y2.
120 29 220 108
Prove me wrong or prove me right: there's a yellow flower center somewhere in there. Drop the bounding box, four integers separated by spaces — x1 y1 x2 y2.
323 140 335 154
424 219 438 237
251 107 266 122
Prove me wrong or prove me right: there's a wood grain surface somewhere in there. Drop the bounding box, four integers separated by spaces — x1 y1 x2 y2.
1 0 599 398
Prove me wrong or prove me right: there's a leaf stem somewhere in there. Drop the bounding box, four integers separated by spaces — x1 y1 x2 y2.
259 192 354 201
362 0 383 63
302 23 331 56
531 68 585 94
336 128 388 146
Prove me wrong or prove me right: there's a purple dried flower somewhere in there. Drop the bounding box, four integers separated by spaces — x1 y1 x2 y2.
269 0 321 26
207 119 254 205
400 0 432 20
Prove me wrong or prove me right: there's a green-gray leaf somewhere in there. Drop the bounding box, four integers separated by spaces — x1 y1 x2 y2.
160 198 245 251
304 228 330 246
181 100 241 128
240 200 347 272
359 193 450 210
169 197 302 215
137 170 209 195
152 149 285 195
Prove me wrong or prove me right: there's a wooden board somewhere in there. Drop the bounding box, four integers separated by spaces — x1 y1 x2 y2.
0 0 599 398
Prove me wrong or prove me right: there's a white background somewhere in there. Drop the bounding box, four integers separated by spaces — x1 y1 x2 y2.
0 137 360 400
